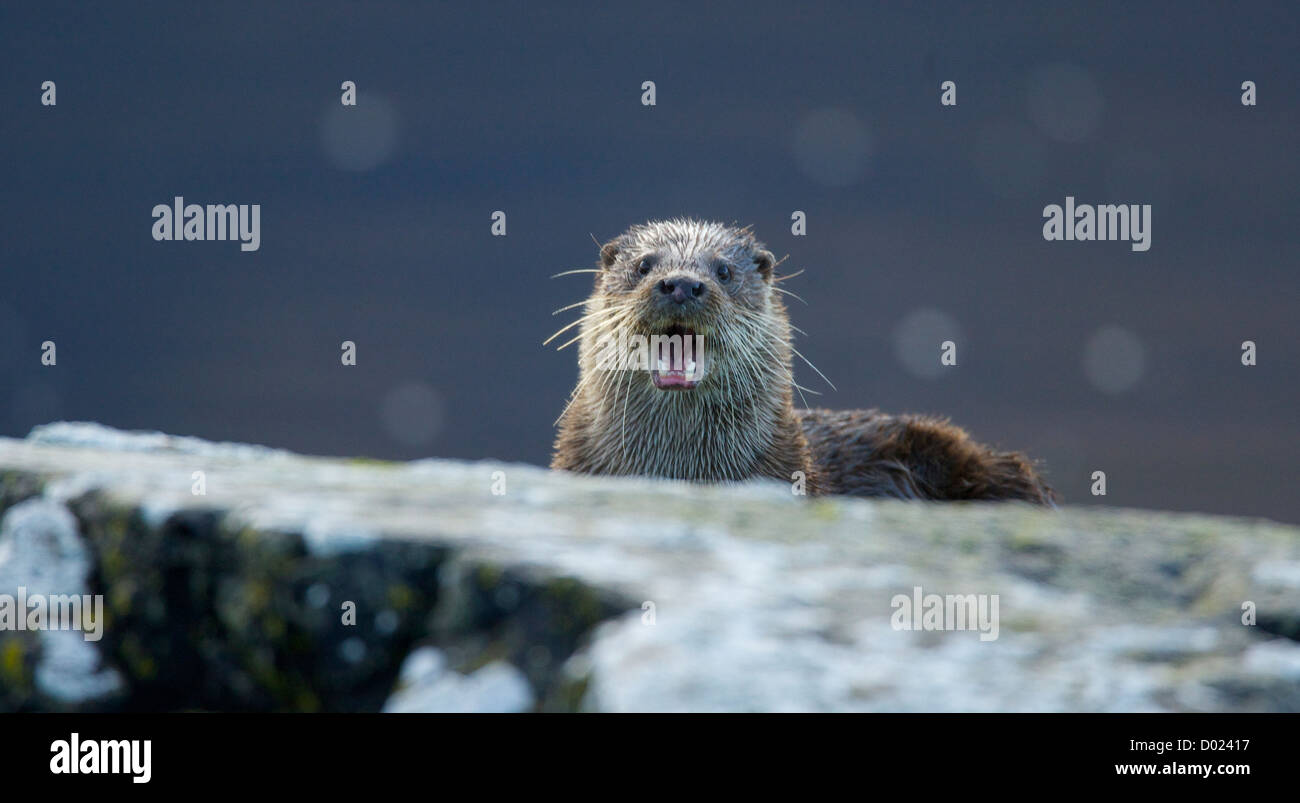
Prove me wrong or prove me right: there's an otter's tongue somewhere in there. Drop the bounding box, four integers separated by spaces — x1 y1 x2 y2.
654 368 692 387
652 327 702 389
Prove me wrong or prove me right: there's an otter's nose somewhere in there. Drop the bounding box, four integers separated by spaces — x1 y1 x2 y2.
657 277 707 305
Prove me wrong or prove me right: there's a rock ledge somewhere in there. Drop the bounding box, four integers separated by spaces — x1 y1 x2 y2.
1 422 1297 712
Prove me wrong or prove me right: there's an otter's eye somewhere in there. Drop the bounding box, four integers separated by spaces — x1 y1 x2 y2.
715 263 732 282
636 257 655 276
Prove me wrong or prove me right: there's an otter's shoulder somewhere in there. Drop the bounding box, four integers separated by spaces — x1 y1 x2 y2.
796 408 1057 505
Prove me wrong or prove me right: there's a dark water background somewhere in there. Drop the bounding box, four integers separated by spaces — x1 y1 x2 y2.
2 1 1296 522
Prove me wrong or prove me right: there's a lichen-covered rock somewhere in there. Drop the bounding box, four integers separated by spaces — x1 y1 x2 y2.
383 647 533 713
0 421 1297 712
0 497 123 710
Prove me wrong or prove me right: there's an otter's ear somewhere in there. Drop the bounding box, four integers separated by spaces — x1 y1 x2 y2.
753 249 776 280
599 237 623 269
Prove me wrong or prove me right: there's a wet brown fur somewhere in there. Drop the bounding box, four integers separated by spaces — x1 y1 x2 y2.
550 219 1056 505
798 408 1055 503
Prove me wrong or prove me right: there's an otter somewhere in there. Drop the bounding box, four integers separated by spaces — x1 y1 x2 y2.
550 219 1056 504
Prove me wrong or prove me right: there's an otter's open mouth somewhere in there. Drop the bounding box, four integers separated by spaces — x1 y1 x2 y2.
650 324 708 390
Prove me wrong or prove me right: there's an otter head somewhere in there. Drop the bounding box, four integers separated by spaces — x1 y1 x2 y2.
583 219 783 394
552 219 814 483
